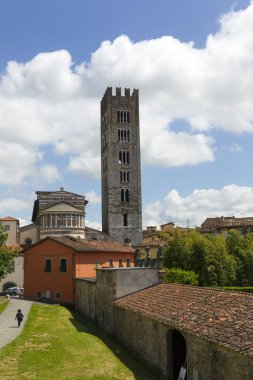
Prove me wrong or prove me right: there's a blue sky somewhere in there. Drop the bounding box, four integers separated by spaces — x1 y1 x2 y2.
0 0 253 229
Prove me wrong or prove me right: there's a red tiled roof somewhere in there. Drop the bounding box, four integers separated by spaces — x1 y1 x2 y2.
114 283 253 356
0 216 19 221
23 236 134 253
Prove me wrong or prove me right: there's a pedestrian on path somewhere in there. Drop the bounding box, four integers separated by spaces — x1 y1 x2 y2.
15 309 24 327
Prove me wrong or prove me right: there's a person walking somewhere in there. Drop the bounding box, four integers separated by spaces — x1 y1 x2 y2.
15 309 24 327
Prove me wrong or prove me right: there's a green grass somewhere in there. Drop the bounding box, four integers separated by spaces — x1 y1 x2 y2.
0 296 9 314
222 286 253 293
0 304 158 380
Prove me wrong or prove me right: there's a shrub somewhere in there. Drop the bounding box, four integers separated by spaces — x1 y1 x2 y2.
163 268 199 286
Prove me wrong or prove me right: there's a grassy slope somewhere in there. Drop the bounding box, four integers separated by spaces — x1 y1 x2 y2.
0 297 9 314
0 304 158 380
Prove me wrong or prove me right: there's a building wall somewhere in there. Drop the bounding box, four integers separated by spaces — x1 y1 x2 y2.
75 268 159 334
20 224 37 246
113 307 168 378
101 87 142 246
74 251 134 278
24 239 135 304
0 218 19 245
187 334 253 380
24 240 74 304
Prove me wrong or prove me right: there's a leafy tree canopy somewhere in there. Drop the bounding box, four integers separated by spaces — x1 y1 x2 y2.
162 229 242 287
163 268 199 286
0 224 19 281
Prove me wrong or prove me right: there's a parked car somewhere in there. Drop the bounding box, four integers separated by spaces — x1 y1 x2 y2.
2 287 20 296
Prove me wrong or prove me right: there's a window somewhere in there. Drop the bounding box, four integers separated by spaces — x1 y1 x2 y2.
119 258 123 267
126 258 131 267
59 258 67 273
118 128 130 142
36 291 41 299
109 259 114 267
4 225 10 231
117 110 130 123
123 213 128 227
44 259 52 273
120 170 130 183
25 238 32 245
121 188 130 202
119 150 129 164
55 292 61 300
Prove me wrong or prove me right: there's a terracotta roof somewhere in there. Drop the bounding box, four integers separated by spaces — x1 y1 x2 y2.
0 216 19 221
114 283 253 357
24 236 134 253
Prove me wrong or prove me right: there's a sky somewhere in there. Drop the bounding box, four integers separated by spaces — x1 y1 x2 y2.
0 0 253 230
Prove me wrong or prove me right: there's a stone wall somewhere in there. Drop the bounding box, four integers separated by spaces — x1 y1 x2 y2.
113 306 168 378
75 278 96 320
75 267 159 335
188 334 253 380
113 306 253 380
75 267 253 380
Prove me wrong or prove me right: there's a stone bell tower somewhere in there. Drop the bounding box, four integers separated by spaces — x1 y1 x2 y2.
101 87 142 246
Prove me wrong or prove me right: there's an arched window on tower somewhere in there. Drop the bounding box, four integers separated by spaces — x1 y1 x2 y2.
120 188 130 202
118 129 130 142
119 151 129 164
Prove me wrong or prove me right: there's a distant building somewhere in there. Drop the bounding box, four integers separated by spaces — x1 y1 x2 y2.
101 87 142 246
0 216 23 292
0 216 20 245
138 222 191 259
20 188 89 246
200 216 253 234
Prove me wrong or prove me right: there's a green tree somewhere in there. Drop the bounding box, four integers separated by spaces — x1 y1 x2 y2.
163 230 236 287
163 228 192 270
0 224 18 280
226 230 253 285
163 268 199 285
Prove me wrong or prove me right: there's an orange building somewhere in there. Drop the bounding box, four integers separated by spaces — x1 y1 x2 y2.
23 236 134 305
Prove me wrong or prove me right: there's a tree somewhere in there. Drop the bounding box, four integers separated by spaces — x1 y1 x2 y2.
163 228 192 270
163 268 199 286
226 230 253 286
0 224 18 281
163 230 236 287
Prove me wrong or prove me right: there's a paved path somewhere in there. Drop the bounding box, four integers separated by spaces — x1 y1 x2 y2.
0 297 33 349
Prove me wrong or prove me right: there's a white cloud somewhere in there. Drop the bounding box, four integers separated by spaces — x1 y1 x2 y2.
222 142 242 153
0 2 253 186
0 142 41 185
67 154 101 179
84 191 101 205
143 184 253 228
38 164 61 183
85 219 102 231
0 198 30 214
18 218 32 227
